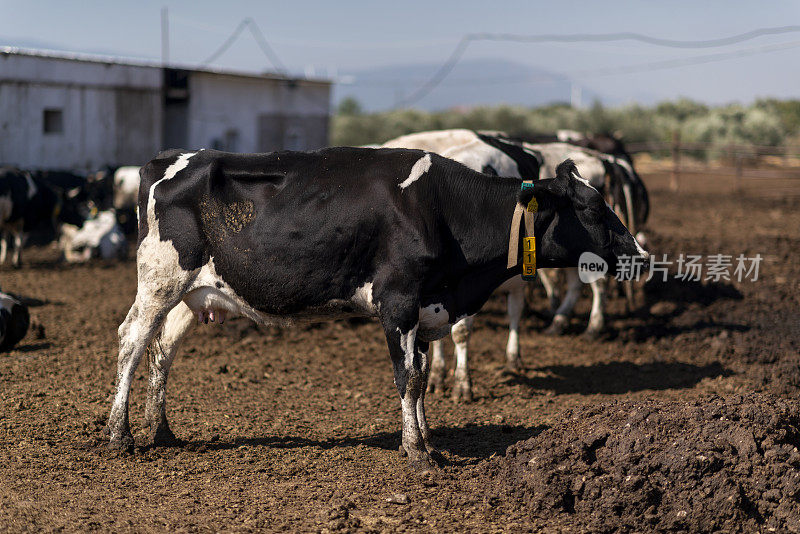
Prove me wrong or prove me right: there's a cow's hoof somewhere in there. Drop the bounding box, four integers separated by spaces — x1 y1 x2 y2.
504 356 523 374
150 425 183 447
107 433 135 452
426 373 446 396
544 316 568 336
425 445 446 466
450 382 473 403
408 451 439 471
582 327 602 341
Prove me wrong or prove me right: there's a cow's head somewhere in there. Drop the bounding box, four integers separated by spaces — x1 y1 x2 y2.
519 159 648 275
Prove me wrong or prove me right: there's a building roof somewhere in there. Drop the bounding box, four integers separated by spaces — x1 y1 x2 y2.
0 46 332 87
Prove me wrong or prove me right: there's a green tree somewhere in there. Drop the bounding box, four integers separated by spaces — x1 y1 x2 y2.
337 97 363 116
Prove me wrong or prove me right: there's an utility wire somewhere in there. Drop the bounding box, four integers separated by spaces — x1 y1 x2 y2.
395 26 800 107
573 38 800 78
348 38 800 88
200 17 287 74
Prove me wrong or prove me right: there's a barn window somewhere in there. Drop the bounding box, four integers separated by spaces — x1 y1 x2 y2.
43 109 64 134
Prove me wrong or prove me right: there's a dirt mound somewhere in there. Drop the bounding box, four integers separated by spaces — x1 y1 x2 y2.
483 394 800 533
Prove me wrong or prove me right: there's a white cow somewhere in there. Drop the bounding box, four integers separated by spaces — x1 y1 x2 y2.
112 166 141 211
60 210 127 263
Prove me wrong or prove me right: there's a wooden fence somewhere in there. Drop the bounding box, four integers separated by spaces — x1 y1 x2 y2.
627 135 800 197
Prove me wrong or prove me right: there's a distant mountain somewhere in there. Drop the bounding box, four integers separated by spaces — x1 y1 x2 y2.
334 58 605 112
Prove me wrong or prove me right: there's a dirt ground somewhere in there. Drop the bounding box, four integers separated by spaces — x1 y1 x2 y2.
0 170 799 532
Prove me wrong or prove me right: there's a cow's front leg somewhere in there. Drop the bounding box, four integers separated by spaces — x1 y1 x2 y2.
11 230 23 268
505 289 525 372
0 231 7 265
384 322 438 470
537 269 562 314
427 339 447 396
450 316 474 403
584 278 607 339
545 268 583 335
145 302 195 446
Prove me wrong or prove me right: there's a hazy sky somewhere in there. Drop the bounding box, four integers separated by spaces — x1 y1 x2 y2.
2 0 799 107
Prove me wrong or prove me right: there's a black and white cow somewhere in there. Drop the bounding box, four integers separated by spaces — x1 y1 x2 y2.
0 290 29 351
382 130 645 400
105 148 646 468
1 168 58 266
59 210 128 263
491 133 650 311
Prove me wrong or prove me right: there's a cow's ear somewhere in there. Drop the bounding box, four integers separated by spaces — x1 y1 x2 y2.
547 159 575 197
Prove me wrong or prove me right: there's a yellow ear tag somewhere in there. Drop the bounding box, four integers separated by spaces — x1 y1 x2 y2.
526 197 538 213
522 236 536 280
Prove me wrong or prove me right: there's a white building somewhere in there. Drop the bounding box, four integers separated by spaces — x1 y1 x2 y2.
0 47 332 171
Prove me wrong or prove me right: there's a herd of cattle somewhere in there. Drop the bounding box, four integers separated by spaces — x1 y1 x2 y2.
0 129 650 467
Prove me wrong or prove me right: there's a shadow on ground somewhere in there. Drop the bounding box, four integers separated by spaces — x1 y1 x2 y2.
506 361 732 395
168 423 547 463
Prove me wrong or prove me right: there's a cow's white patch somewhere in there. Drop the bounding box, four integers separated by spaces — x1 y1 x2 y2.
572 171 599 193
557 129 583 142
61 210 126 262
136 152 199 296
418 303 449 330
399 324 419 368
614 157 635 176
351 282 378 314
382 129 478 152
24 173 37 199
113 166 141 210
399 153 432 189
442 140 521 176
163 152 197 181
633 234 648 259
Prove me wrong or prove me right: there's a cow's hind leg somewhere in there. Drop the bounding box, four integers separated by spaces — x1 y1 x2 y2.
427 339 447 396
384 320 438 470
584 279 607 339
10 227 23 268
537 268 562 314
451 316 474 403
505 288 525 372
145 302 195 446
545 268 583 335
0 231 7 265
107 278 193 450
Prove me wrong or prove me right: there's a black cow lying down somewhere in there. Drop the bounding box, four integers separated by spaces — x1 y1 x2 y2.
0 291 29 351
106 147 647 468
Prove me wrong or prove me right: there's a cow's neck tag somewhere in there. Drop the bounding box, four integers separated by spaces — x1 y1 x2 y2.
522 236 536 280
507 181 537 280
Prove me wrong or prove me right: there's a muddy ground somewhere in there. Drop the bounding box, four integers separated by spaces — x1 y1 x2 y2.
0 171 799 532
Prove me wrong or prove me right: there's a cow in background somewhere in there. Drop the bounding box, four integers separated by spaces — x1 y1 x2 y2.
86 166 140 235
0 291 29 351
0 167 90 266
382 130 642 400
60 210 128 263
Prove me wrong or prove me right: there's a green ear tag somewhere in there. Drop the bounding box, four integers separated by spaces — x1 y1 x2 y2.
521 182 537 212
